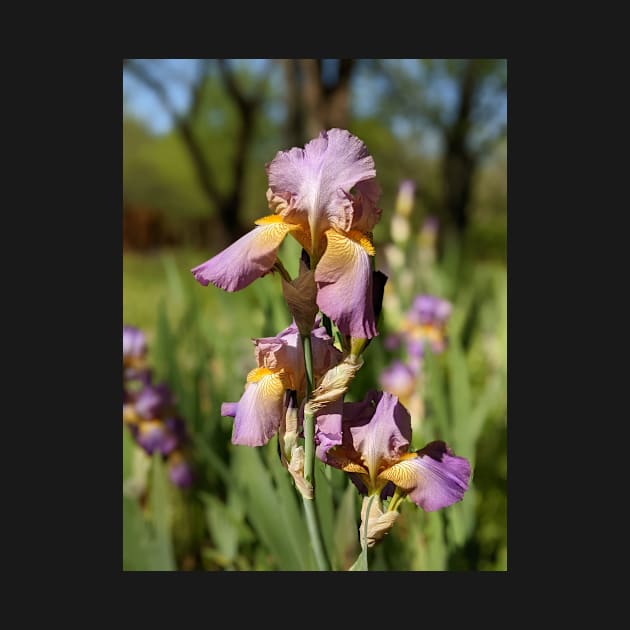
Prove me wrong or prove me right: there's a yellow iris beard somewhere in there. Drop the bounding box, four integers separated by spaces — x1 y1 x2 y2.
254 214 375 265
245 367 291 403
328 445 418 496
377 452 420 490
345 229 376 256
255 215 311 252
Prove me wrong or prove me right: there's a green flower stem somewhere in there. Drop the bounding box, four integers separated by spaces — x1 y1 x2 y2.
302 334 315 484
302 495 330 571
301 333 331 571
387 486 405 512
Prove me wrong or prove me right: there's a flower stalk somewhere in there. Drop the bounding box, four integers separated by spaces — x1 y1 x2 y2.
301 332 331 571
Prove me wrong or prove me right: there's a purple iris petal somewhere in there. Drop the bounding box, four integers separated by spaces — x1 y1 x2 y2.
434 299 452 324
266 128 378 235
311 325 343 379
410 295 452 326
136 421 178 456
315 231 377 339
134 383 174 420
231 377 286 447
384 334 402 351
406 338 426 362
350 179 382 233
320 391 412 479
123 325 147 361
313 398 344 462
406 441 471 511
169 459 194 488
191 222 290 292
221 402 238 417
379 360 416 399
165 416 188 443
254 321 340 393
344 391 411 478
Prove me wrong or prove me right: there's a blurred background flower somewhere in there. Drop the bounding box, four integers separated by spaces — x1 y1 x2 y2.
123 327 194 491
123 59 507 571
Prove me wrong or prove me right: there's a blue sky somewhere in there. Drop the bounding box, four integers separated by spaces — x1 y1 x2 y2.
123 59 506 156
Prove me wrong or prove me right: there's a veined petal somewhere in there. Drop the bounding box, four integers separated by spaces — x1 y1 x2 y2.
230 369 289 447
315 229 377 339
350 179 382 233
191 217 295 291
345 391 411 486
313 398 344 462
266 128 377 242
379 441 471 512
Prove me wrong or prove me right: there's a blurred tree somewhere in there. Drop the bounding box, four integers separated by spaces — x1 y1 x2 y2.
368 59 507 234
280 59 356 146
124 59 272 244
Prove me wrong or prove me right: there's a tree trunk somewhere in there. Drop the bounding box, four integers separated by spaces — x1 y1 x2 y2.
298 59 355 140
282 59 306 147
442 60 479 234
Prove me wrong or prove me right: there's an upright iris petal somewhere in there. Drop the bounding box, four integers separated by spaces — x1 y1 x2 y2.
320 391 471 512
266 128 377 245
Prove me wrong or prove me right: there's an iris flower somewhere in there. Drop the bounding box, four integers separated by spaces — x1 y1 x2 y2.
167 451 194 488
319 390 470 512
221 321 341 447
123 325 146 368
403 294 452 356
192 128 382 339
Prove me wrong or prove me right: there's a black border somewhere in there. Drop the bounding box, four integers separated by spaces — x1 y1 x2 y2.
25 43 589 607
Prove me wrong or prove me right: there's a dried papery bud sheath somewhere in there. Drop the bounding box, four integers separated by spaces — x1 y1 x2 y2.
281 261 318 336
278 392 313 499
287 445 313 499
305 354 364 415
360 496 399 548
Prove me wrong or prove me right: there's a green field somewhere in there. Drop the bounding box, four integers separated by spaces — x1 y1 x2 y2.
123 238 507 571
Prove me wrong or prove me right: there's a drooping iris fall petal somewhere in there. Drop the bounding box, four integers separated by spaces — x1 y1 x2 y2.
191 216 299 292
379 441 471 511
227 368 290 447
315 229 377 339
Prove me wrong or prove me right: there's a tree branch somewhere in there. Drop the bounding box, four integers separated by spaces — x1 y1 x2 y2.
125 59 224 208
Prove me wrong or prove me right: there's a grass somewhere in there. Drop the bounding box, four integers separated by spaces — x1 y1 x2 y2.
123 240 507 571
